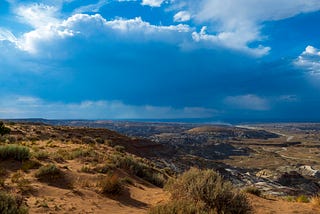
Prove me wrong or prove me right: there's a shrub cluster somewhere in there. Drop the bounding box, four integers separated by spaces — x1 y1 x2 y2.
0 145 30 161
98 174 123 195
111 154 166 187
35 164 62 180
0 191 28 214
0 122 10 136
150 168 252 214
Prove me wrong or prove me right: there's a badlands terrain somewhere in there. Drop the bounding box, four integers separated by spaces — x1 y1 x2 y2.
1 120 320 213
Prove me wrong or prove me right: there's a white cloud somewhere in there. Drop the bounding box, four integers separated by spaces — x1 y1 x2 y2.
15 3 60 28
295 45 320 75
2 2 191 55
224 94 269 111
0 28 17 43
0 95 217 119
73 0 109 13
141 0 164 7
173 0 320 56
174 11 191 22
192 26 270 56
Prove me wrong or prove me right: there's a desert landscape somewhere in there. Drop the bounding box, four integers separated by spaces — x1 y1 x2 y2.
0 120 320 213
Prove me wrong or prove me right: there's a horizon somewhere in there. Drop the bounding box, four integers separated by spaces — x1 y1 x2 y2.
1 1 320 120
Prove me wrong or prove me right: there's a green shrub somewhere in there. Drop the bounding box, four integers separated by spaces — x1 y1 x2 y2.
20 160 42 172
0 191 28 214
0 122 11 136
0 145 30 161
110 154 166 187
244 186 262 197
163 168 252 214
32 151 50 160
98 174 123 195
35 164 62 180
296 195 309 203
114 145 125 153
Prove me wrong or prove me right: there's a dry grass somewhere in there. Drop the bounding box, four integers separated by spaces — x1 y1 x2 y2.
311 195 320 207
98 174 123 195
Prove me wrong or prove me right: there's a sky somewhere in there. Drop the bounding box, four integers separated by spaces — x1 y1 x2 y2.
0 0 320 121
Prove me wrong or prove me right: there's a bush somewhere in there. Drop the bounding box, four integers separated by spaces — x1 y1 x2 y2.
111 154 166 187
21 160 41 172
296 195 309 203
244 186 262 197
35 164 62 180
311 194 320 207
98 174 123 195
163 168 252 214
32 151 49 160
0 145 30 161
0 191 28 214
81 136 96 144
114 145 125 153
0 122 11 136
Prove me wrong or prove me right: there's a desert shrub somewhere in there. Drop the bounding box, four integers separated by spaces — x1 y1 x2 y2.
311 194 320 207
114 145 125 153
95 138 105 144
121 177 134 185
80 165 94 174
296 195 309 203
0 191 28 214
0 122 11 136
110 154 166 187
244 186 262 197
21 160 42 172
98 174 123 195
94 163 116 174
81 136 96 144
148 200 206 214
32 151 50 160
0 145 30 161
11 172 33 195
164 168 252 214
35 164 62 180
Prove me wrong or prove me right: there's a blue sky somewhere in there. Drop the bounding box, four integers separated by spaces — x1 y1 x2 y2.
1 0 320 121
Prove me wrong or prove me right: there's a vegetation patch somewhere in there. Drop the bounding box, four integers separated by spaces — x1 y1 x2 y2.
0 145 30 161
110 154 166 187
244 186 262 197
0 191 28 214
98 174 123 195
35 164 62 180
148 200 206 214
154 168 252 214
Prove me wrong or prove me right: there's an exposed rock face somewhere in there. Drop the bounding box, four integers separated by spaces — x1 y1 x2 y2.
298 165 320 178
256 169 277 179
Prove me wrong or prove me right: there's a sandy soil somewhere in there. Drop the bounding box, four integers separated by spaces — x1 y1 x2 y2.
248 194 320 214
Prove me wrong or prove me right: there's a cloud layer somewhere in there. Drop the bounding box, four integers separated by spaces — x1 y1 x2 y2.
0 96 216 119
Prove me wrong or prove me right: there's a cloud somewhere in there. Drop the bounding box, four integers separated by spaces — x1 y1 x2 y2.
73 0 109 13
224 94 269 111
15 3 60 28
173 11 191 22
295 45 320 75
192 26 270 56
172 0 320 56
3 2 191 55
141 0 164 7
0 95 217 119
0 28 17 43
